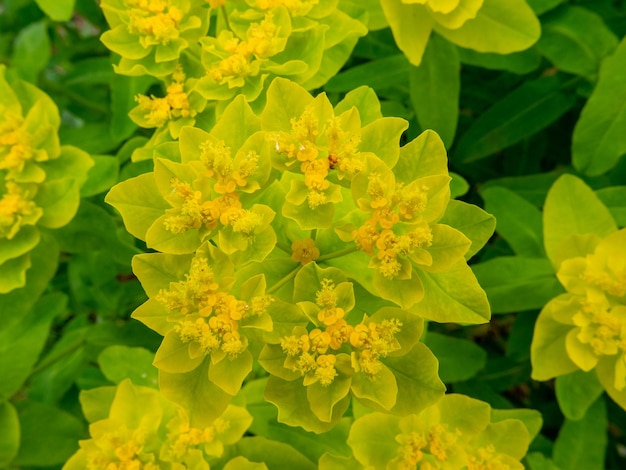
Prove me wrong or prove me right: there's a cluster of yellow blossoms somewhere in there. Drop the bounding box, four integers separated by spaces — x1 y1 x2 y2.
165 415 231 461
0 182 41 239
280 279 402 386
398 429 510 470
162 138 265 239
290 237 320 265
134 66 193 128
0 70 57 240
125 0 184 47
353 174 435 279
157 255 273 359
532 228 626 404
66 380 252 470
396 424 461 469
207 12 281 84
84 427 160 470
272 106 363 209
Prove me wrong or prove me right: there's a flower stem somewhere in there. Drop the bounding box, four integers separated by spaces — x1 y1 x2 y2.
267 266 300 295
317 245 358 262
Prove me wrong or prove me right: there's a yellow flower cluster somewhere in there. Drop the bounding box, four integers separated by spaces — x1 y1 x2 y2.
273 107 363 209
162 136 265 238
291 238 320 265
126 0 184 47
396 424 461 470
467 444 511 470
353 176 435 279
135 66 193 128
84 427 159 470
0 182 41 239
280 279 402 385
208 12 280 83
157 255 273 359
167 416 230 460
0 115 44 176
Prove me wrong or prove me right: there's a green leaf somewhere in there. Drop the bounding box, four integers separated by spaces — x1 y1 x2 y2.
409 34 460 148
0 292 66 400
481 186 544 257
97 345 158 388
536 6 618 80
454 76 576 163
80 155 120 197
491 408 543 442
153 331 203 374
472 257 563 313
244 378 352 462
439 200 496 260
12 21 50 82
234 437 316 469
526 452 560 470
423 332 487 382
264 375 351 433
359 117 408 169
543 174 616 268
110 73 153 141
553 396 607 470
378 1 432 66
435 0 540 55
372 262 422 310
393 130 449 184
212 94 261 151
449 172 470 199
333 86 383 126
351 365 397 410
35 0 76 21
79 386 117 423
209 350 253 396
347 412 401 468
13 400 84 466
307 359 352 422
105 173 169 241
530 295 579 381
0 402 19 467
324 54 410 92
457 46 541 74
415 262 491 324
526 0 565 15
596 187 626 226
573 36 626 176
261 78 313 131
159 358 233 426
381 343 445 416
556 369 604 421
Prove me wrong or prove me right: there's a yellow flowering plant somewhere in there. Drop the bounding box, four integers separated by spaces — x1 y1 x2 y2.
104 70 506 447
0 65 92 293
531 175 626 412
12 0 626 466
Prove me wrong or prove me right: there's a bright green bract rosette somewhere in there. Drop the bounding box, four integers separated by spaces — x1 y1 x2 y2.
331 394 538 470
0 66 92 293
106 77 495 434
63 379 256 469
100 0 211 77
196 0 367 103
531 174 626 413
